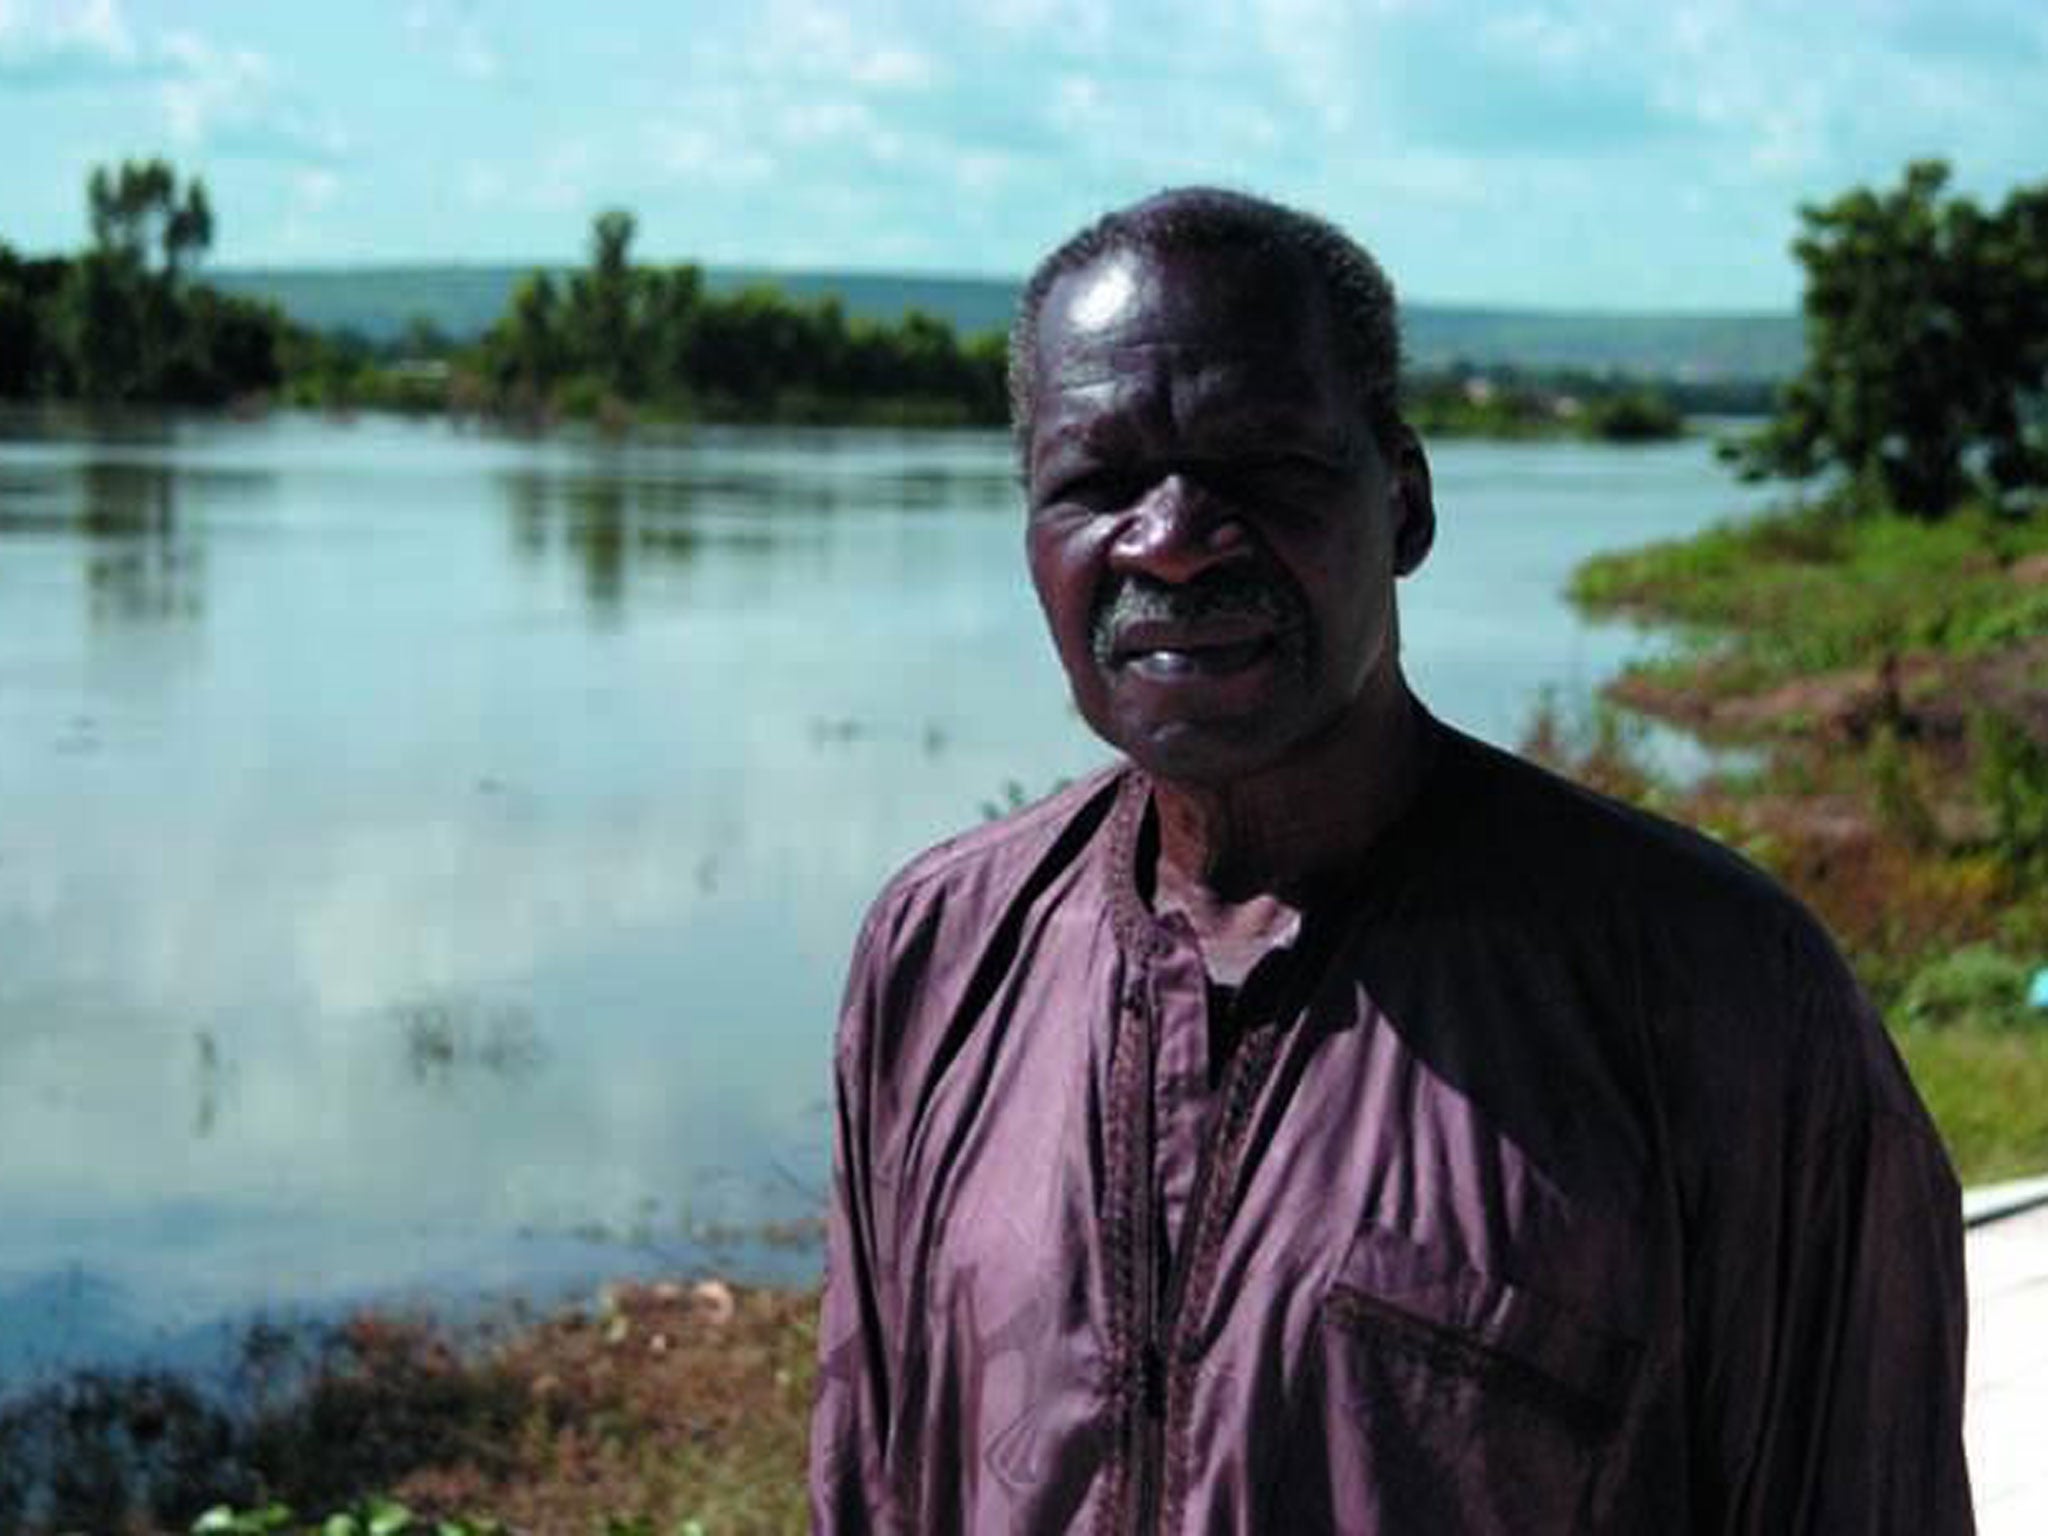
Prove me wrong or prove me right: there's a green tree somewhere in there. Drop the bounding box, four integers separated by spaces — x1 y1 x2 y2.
642 261 704 397
57 249 148 399
471 208 1007 425
568 208 642 395
48 159 281 404
0 244 67 397
1586 388 1683 443
87 158 212 279
1734 161 2048 518
64 158 220 398
511 272 565 383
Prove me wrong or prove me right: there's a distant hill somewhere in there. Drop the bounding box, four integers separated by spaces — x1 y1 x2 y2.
208 263 1802 381
1405 306 1799 382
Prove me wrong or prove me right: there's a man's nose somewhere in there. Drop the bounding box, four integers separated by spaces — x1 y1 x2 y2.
1106 474 1251 585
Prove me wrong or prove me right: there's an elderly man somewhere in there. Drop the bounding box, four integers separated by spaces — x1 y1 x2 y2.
810 188 1972 1533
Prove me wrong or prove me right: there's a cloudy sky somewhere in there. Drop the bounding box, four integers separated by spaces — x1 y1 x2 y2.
3 0 2042 310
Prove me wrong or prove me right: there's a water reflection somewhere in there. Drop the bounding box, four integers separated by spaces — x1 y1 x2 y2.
0 445 275 632
495 436 1017 621
193 1030 226 1140
567 478 630 614
390 993 545 1088
499 469 722 618
82 459 204 626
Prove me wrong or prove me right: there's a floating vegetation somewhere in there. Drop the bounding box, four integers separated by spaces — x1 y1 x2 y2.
193 1027 229 1139
387 996 544 1087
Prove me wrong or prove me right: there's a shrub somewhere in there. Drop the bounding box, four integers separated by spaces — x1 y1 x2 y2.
1897 944 2035 1031
1976 711 2048 874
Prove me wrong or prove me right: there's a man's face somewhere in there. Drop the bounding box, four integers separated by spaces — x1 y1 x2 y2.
1023 243 1432 786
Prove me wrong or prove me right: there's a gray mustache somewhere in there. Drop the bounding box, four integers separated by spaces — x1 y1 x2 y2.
1090 571 1302 666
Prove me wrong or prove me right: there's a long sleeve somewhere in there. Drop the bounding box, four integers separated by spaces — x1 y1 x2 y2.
810 912 896 1532
1684 961 1974 1533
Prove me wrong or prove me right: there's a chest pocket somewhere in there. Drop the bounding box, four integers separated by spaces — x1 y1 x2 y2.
1278 1223 1643 1534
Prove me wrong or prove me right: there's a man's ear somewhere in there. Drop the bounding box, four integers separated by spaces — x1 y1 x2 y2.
1389 426 1435 576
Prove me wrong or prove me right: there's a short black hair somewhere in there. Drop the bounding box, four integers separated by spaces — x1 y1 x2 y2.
1007 186 1404 455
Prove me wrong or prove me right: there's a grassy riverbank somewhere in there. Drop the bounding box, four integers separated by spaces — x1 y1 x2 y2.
3 1281 819 1535
1549 494 2048 1181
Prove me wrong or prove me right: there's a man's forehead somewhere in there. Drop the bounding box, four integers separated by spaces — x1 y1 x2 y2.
1030 248 1353 460
1041 243 1325 345
1037 345 1334 420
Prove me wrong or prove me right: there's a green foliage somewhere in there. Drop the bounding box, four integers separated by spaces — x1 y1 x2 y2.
1584 388 1685 442
1403 365 1685 442
193 1500 505 1536
1895 1019 2048 1181
194 1504 296 1533
0 160 283 405
1897 945 2037 1031
488 270 569 403
1976 710 2048 874
90 159 214 278
573 208 642 396
1572 502 2048 686
1730 160 2048 518
472 211 1008 427
0 244 67 393
57 248 149 399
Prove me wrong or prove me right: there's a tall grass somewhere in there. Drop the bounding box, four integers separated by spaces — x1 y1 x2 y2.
1572 501 2048 684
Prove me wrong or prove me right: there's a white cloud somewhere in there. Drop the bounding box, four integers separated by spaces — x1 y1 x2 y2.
974 0 1114 49
1048 71 1102 130
158 30 269 143
152 30 349 165
781 96 881 144
1246 0 1381 132
452 27 499 81
649 121 776 185
403 0 502 82
762 0 939 91
0 0 134 62
951 148 1023 195
532 141 599 212
460 161 508 206
847 43 932 90
262 167 346 259
294 167 340 211
1352 149 1491 206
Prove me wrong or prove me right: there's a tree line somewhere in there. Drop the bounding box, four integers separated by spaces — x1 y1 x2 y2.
6 157 2045 522
0 160 284 404
464 208 1009 426
1405 364 1687 442
0 164 1013 428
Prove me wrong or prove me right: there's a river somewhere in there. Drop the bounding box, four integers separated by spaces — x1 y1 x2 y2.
0 410 1777 1388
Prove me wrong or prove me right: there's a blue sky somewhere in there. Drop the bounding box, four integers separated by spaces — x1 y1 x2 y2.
3 0 2042 310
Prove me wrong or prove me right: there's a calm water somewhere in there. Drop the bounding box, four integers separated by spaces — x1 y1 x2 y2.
0 410 1775 1386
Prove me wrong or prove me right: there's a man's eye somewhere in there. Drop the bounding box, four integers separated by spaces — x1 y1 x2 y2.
1234 454 1331 492
1053 471 1142 510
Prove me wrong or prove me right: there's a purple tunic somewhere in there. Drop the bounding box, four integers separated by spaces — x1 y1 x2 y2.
810 726 1972 1532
